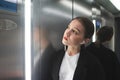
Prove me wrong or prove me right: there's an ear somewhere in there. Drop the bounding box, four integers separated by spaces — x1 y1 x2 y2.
84 38 90 43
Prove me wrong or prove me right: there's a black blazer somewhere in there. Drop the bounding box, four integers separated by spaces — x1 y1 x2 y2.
51 46 106 80
86 42 120 80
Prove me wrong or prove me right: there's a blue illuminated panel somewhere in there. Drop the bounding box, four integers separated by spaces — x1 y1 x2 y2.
96 20 101 31
0 0 17 12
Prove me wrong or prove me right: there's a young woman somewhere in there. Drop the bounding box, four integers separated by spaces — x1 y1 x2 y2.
40 17 106 80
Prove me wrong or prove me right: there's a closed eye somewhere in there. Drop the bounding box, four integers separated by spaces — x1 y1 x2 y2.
71 29 79 35
67 25 80 35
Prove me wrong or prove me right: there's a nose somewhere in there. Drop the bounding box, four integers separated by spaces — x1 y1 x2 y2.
66 29 71 37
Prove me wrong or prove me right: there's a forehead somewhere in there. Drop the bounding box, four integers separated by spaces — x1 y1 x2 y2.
69 19 84 30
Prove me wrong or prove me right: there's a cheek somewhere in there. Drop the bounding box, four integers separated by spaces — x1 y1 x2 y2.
70 36 84 44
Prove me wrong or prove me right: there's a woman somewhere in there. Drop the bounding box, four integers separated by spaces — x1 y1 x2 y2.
50 17 105 80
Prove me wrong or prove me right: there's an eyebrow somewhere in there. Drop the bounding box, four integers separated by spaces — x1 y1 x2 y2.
74 27 80 33
68 25 81 33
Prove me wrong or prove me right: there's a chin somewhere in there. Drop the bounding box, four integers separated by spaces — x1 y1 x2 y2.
62 40 68 45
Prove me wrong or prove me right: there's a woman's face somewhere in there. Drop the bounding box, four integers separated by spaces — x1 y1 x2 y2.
62 19 85 47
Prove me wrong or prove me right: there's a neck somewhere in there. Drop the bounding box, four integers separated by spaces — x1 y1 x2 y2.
67 46 80 56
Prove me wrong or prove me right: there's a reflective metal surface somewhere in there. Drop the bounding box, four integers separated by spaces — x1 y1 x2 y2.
0 0 120 80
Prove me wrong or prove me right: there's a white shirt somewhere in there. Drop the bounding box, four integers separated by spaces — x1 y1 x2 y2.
59 52 80 80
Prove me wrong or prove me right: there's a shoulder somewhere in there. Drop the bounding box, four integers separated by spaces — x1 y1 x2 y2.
86 42 95 49
86 42 99 54
101 45 117 57
103 46 114 54
81 49 105 77
81 48 101 65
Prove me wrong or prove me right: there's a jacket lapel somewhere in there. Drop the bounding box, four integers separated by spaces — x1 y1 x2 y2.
73 48 88 80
